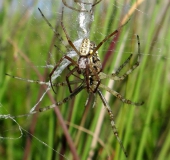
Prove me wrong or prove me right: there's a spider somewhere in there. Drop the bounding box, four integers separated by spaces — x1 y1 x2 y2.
38 6 144 157
38 5 130 94
6 4 144 158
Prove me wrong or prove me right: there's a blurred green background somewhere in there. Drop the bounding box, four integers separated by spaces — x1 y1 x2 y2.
0 0 170 160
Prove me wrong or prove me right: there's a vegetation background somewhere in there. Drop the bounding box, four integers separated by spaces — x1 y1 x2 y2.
0 0 170 160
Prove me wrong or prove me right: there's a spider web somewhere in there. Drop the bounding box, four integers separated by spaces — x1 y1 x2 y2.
0 0 170 159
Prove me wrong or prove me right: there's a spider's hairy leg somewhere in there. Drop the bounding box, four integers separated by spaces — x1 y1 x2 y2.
61 7 80 55
66 66 79 93
49 55 78 94
92 20 130 55
38 8 70 51
98 53 137 80
101 35 141 81
112 35 141 79
84 92 93 108
92 0 103 8
97 89 128 157
113 54 133 76
39 84 85 112
86 53 102 92
57 79 82 86
99 72 124 81
5 73 50 85
99 83 144 106
67 64 84 80
5 73 82 88
98 56 137 80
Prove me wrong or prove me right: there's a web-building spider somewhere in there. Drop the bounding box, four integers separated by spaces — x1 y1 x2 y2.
38 6 144 157
7 4 144 157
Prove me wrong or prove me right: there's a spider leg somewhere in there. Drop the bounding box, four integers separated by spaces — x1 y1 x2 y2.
92 92 98 108
53 80 82 87
99 72 123 81
38 8 71 51
85 63 90 91
6 73 82 88
86 60 101 93
91 66 102 93
113 54 133 76
97 89 128 157
112 35 141 79
99 83 144 106
5 73 50 85
61 79 82 86
92 0 103 8
99 54 139 81
84 92 93 107
92 20 129 55
90 70 101 93
39 84 85 112
49 55 78 94
113 54 140 80
99 35 141 81
66 66 80 93
67 65 83 80
61 7 80 55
